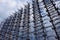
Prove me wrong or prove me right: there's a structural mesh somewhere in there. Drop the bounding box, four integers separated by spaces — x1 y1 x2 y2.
0 0 60 40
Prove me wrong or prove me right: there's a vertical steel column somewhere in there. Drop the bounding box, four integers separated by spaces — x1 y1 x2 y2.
50 0 60 15
36 0 47 40
43 0 60 40
23 3 30 40
18 9 23 40
32 0 38 40
32 0 46 40
26 3 30 40
15 10 23 40
39 0 57 40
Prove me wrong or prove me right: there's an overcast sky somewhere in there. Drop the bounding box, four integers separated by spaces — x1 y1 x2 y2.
0 0 60 23
0 0 31 23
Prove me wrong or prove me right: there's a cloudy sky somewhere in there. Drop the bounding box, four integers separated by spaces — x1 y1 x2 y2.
0 0 60 23
0 0 31 23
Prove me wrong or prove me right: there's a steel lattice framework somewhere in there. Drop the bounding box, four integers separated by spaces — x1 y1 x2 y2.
0 0 60 40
